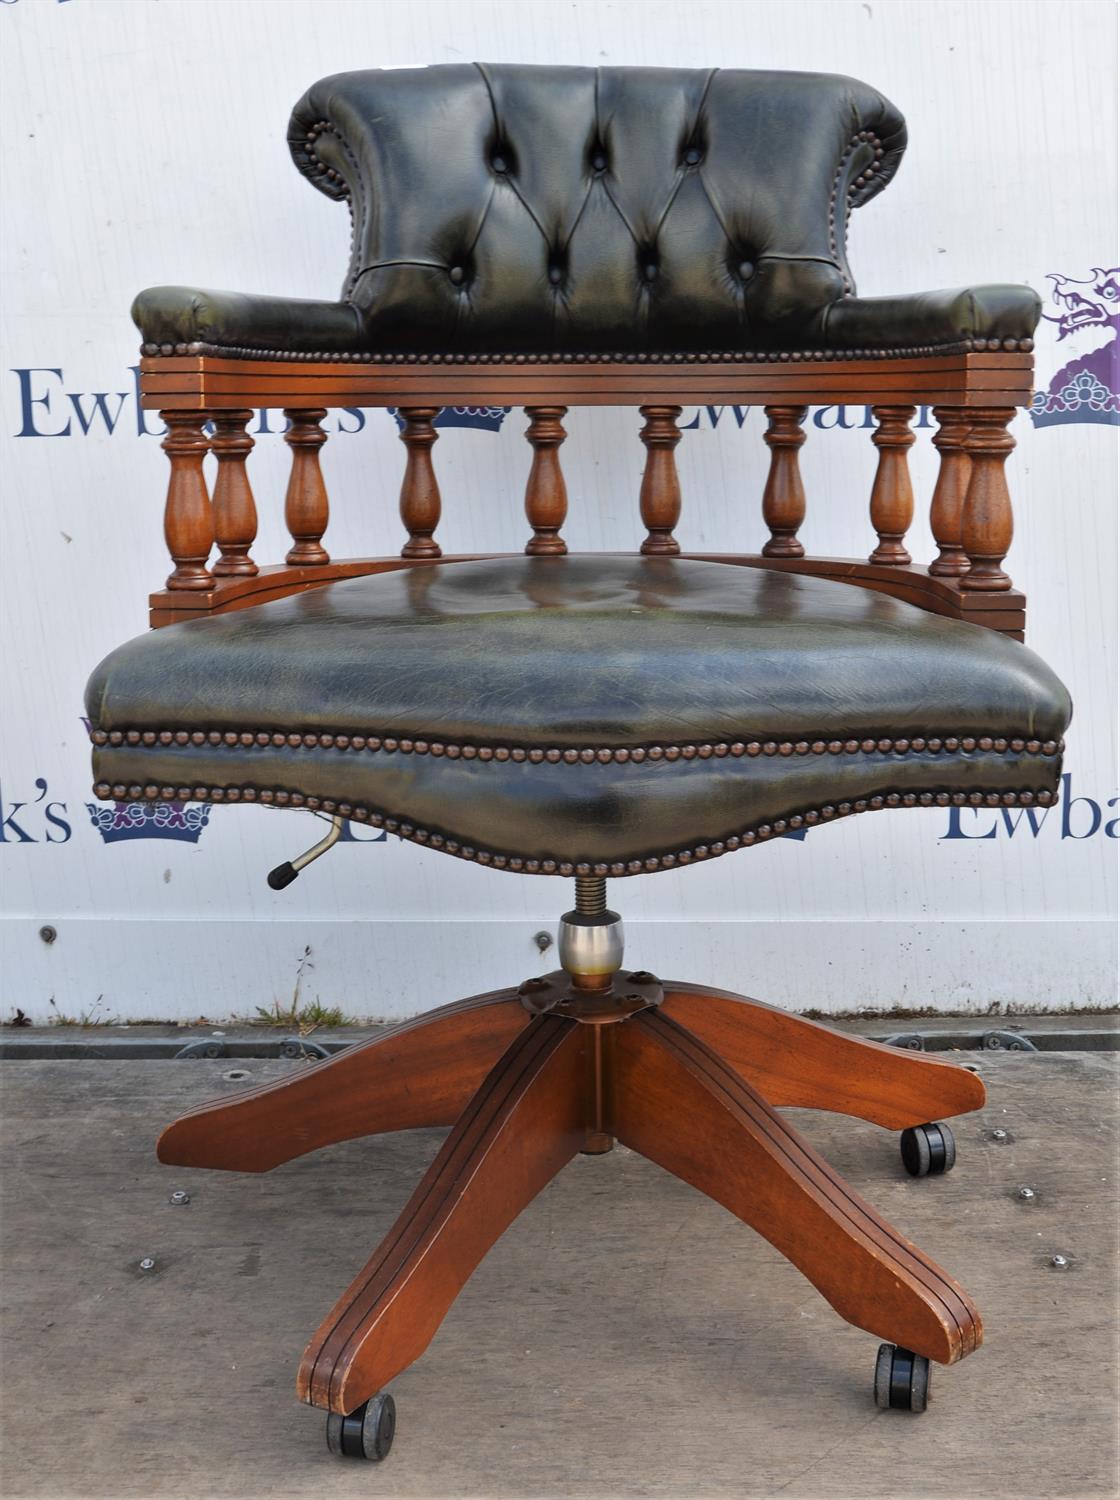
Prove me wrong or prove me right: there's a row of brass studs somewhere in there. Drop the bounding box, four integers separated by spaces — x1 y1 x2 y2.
90 779 1059 878
140 337 1033 361
90 727 1063 759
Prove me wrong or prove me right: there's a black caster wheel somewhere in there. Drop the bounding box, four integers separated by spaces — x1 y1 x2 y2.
900 1120 956 1177
326 1391 396 1461
874 1343 931 1412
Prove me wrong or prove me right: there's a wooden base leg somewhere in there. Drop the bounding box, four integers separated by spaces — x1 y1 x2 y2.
662 984 986 1129
298 1015 586 1414
157 987 531 1172
613 1010 981 1365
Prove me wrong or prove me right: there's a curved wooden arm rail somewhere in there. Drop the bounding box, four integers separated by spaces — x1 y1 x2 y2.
144 350 1032 639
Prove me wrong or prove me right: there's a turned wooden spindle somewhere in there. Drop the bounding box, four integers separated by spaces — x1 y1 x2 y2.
160 409 214 590
282 409 330 566
639 405 683 555
868 405 916 566
523 406 569 555
210 409 259 577
960 407 1016 592
927 406 972 577
398 407 443 559
761 406 808 558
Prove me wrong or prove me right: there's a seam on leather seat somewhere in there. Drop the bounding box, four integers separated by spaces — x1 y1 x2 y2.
89 727 1065 760
88 777 1060 879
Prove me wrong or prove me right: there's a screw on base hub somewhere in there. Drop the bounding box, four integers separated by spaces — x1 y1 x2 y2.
574 875 607 916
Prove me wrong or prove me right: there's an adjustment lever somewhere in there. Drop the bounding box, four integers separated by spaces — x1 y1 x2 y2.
267 815 344 890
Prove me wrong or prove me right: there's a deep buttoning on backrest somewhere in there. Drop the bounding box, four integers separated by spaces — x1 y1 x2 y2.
287 64 907 354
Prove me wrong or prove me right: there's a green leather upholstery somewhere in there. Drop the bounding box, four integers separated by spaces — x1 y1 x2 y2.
132 64 1040 358
87 558 1071 875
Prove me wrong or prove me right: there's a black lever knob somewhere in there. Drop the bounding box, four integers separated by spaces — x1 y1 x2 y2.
267 861 299 891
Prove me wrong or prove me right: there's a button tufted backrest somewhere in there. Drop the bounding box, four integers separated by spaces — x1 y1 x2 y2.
288 64 906 355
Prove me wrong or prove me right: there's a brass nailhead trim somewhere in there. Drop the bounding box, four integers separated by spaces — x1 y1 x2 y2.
141 337 1033 362
89 727 1063 760
300 120 365 297
90 780 1060 878
830 130 885 293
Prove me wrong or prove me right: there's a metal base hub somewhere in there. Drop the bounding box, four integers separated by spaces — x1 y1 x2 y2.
518 969 663 1024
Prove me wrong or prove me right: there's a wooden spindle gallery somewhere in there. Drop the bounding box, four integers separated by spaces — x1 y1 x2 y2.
868 405 916 566
397 408 443 559
523 406 569 555
960 407 1017 591
761 406 808 559
161 410 214 591
210 409 259 578
928 406 972 578
638 405 683 555
147 349 1031 638
282 409 331 566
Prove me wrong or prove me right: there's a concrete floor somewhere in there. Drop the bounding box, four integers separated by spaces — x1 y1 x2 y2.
1 1040 1117 1500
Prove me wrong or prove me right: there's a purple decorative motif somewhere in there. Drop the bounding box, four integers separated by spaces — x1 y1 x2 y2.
1031 266 1119 427
86 800 212 844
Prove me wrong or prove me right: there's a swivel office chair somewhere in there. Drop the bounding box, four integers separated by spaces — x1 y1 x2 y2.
87 64 1071 1462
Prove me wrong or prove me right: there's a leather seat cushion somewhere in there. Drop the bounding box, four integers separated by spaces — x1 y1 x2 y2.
87 557 1071 875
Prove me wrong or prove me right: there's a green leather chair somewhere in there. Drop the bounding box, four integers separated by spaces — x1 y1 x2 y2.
87 64 1070 1462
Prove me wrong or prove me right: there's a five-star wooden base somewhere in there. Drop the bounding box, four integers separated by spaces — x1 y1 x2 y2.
157 975 985 1418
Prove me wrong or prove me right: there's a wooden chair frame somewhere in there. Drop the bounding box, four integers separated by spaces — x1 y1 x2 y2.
143 347 1029 1445
143 350 1031 637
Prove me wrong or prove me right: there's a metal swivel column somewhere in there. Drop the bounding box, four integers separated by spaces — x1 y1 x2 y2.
558 877 624 991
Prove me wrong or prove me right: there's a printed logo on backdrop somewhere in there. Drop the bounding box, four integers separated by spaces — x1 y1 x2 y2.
81 797 387 847
0 779 71 843
389 406 510 433
75 715 213 846
8 367 889 438
76 707 384 847
1030 265 1120 428
8 369 513 438
943 775 1117 841
86 800 211 845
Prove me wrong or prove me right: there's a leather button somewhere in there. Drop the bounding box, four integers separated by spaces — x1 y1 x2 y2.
591 151 607 172
684 146 702 166
738 260 755 280
491 153 508 173
548 265 564 286
448 265 465 286
644 262 659 283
